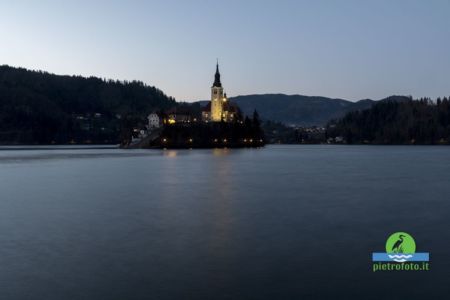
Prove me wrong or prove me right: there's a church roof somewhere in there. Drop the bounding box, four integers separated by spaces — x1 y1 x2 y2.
212 62 222 87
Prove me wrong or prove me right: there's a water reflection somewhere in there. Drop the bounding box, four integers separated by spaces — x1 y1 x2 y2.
163 150 178 158
208 150 234 263
2 146 450 299
213 148 230 156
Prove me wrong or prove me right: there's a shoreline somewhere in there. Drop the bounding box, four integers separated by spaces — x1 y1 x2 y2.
0 143 449 151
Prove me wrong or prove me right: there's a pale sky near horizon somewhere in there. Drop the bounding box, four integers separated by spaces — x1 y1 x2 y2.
1 0 449 102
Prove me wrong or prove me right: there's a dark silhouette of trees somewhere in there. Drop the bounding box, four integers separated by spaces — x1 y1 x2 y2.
0 65 176 144
327 98 450 144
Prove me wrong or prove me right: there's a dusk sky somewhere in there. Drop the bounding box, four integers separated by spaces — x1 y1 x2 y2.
1 0 449 101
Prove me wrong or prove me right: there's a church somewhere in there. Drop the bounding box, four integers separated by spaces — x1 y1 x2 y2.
202 62 239 122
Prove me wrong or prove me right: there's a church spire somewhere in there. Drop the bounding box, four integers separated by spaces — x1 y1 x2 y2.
213 60 222 87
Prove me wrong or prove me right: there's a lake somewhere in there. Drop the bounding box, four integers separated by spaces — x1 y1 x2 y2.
0 145 449 299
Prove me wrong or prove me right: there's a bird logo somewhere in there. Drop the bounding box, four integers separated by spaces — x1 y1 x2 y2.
385 232 416 262
391 234 405 253
372 232 430 268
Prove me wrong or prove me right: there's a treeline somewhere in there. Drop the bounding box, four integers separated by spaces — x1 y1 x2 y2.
262 121 326 144
0 65 176 144
327 97 450 144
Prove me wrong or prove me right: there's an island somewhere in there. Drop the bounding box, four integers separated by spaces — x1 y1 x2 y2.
121 62 265 149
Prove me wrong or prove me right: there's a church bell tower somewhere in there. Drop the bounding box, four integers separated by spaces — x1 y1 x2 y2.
210 61 225 122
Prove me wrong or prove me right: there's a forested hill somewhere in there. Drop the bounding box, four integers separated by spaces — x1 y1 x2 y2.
327 98 450 144
0 65 176 144
229 94 376 126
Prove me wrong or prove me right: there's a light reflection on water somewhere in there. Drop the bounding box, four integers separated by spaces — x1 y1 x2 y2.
213 148 231 156
0 145 449 300
163 150 178 158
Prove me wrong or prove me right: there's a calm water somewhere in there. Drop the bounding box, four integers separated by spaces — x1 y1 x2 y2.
0 145 449 299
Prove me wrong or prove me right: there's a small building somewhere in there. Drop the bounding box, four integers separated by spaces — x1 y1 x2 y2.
201 106 210 122
165 107 191 124
147 112 161 128
335 136 344 143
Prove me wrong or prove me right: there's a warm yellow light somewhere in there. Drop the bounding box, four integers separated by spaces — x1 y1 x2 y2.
168 119 176 124
223 139 227 143
189 138 193 143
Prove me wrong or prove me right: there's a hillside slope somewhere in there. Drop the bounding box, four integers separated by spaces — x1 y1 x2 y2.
230 94 374 126
0 65 176 144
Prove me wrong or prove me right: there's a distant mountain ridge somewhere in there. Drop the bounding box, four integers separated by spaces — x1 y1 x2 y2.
196 94 411 126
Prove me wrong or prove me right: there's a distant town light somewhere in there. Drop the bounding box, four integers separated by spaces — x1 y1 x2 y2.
223 139 227 143
162 138 167 142
189 138 193 143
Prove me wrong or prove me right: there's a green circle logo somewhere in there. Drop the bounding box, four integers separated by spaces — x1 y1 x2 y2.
385 232 416 254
